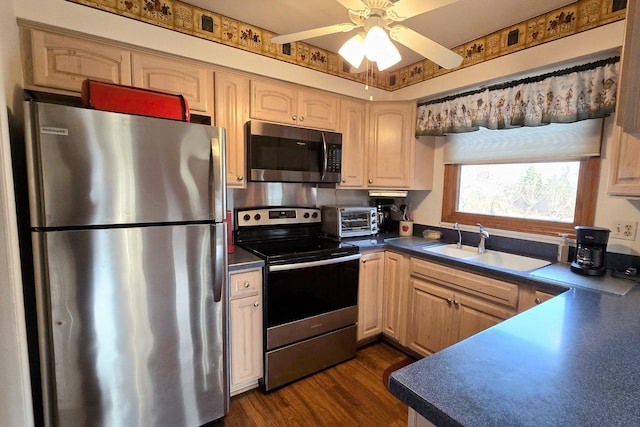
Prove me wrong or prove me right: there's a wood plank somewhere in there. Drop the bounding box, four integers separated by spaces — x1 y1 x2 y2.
214 342 410 426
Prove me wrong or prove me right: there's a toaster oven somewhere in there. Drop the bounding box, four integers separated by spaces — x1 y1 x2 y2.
321 206 378 238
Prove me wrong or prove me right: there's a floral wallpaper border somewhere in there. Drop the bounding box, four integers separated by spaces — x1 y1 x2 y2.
65 0 627 91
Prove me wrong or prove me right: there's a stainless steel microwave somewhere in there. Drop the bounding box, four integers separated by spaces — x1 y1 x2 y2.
246 120 342 184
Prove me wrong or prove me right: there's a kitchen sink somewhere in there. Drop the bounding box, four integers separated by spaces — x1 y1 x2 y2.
423 244 551 272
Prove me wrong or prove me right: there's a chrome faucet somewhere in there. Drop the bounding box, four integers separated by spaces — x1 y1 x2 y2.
477 223 490 253
453 222 462 248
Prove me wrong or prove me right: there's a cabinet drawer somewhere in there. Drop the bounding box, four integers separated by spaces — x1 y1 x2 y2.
410 258 519 308
229 268 262 300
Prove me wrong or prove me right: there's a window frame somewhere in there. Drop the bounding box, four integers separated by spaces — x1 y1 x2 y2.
441 157 600 237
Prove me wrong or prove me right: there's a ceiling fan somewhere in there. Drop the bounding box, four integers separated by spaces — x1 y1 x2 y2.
270 0 464 71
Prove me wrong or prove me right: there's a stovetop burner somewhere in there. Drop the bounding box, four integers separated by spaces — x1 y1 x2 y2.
235 207 359 264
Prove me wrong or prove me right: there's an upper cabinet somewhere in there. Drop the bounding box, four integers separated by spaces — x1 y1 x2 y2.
26 28 132 93
250 79 339 130
368 102 434 190
609 0 640 197
215 71 250 188
338 98 368 188
617 0 640 136
131 53 214 116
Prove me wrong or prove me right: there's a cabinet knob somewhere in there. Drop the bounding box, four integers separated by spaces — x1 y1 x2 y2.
534 298 542 305
368 179 373 184
243 281 251 288
237 175 244 181
446 297 452 305
342 178 346 183
453 300 460 307
292 115 297 121
253 301 260 307
299 116 304 122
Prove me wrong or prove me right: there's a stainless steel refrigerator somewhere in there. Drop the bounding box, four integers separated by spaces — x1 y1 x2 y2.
23 100 228 427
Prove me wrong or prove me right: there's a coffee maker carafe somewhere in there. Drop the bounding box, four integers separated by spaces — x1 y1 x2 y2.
570 226 610 276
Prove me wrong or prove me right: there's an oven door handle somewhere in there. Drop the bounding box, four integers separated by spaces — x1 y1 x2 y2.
269 253 361 272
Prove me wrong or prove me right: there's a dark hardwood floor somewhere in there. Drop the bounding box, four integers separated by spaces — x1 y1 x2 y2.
215 341 410 427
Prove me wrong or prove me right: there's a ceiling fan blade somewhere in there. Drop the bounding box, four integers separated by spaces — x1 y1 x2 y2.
389 25 463 69
388 0 460 21
270 23 358 45
335 0 369 14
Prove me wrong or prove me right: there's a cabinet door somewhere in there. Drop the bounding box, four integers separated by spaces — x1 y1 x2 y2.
368 102 413 188
382 251 407 344
29 29 131 93
339 98 367 188
357 251 385 341
608 126 640 196
250 79 297 125
132 53 213 116
215 72 250 188
453 293 512 343
616 0 640 136
407 278 453 356
297 89 339 130
229 296 263 395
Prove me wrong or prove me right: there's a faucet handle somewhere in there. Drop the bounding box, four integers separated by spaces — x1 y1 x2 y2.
477 223 490 237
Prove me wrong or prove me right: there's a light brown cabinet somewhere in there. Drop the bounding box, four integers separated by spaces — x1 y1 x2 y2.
368 102 434 190
609 123 640 197
229 267 263 395
25 28 131 93
406 258 516 356
517 285 560 312
215 71 250 188
357 251 385 342
381 251 408 345
617 0 640 137
131 53 213 116
250 79 339 130
338 98 368 188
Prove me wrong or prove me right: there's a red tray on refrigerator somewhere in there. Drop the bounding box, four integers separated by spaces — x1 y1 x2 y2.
81 79 190 122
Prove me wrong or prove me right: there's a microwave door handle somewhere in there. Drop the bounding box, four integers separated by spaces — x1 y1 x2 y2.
320 132 328 181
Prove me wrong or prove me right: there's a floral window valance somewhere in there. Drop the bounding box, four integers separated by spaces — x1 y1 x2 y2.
415 56 620 136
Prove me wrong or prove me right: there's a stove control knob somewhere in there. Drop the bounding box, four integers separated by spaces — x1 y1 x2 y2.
243 214 250 222
312 212 318 219
254 213 261 221
303 212 310 219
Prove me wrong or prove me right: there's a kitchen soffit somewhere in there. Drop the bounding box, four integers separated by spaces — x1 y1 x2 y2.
67 0 626 91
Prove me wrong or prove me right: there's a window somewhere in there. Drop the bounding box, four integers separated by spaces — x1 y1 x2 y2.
442 158 599 237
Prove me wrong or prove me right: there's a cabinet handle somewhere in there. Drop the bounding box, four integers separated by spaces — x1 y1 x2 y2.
253 301 260 307
453 300 460 307
292 115 297 121
243 281 251 288
237 175 244 181
446 297 452 305
368 179 373 184
299 116 304 122
342 178 346 183
534 298 542 304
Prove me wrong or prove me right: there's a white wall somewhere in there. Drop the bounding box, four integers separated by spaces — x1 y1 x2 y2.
0 0 34 425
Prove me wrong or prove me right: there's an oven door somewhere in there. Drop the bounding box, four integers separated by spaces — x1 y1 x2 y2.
265 254 360 351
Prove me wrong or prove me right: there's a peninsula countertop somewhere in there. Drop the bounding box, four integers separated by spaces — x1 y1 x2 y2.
361 236 640 426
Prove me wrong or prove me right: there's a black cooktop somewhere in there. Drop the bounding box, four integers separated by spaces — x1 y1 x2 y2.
239 237 358 265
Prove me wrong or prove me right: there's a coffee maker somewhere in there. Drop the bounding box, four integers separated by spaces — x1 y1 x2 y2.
570 226 610 276
372 199 399 233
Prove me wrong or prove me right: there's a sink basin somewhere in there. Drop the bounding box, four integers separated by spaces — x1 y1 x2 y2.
422 244 478 259
423 244 551 272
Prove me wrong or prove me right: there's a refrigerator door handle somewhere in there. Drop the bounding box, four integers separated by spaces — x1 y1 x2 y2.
213 223 227 302
210 130 227 223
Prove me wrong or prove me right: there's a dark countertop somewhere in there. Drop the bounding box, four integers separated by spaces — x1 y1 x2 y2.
344 234 640 426
228 247 264 271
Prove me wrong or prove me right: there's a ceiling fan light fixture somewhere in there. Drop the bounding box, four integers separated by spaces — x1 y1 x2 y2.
363 25 389 62
375 40 401 71
339 34 365 68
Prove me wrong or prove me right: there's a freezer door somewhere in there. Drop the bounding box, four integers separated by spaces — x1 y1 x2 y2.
33 224 228 427
24 101 226 228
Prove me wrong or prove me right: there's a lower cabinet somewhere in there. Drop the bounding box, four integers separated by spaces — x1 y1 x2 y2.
357 251 385 342
382 251 408 345
229 267 263 396
517 285 560 312
406 258 517 357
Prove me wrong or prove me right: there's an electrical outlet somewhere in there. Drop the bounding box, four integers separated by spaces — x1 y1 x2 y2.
612 220 638 241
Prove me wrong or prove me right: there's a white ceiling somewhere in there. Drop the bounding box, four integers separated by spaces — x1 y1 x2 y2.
184 0 575 70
